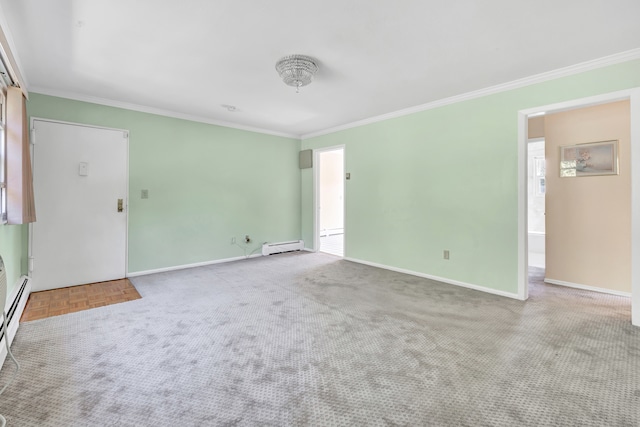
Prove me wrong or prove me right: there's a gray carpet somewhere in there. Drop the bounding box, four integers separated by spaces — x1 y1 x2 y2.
0 253 638 426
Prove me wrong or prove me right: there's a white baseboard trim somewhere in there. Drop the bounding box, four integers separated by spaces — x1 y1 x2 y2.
544 278 631 297
127 254 263 277
344 257 520 300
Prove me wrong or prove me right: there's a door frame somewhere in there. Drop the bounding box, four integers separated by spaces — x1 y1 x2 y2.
517 88 640 327
28 117 130 281
313 145 346 255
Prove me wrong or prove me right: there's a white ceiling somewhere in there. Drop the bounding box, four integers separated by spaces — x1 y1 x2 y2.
2 0 640 138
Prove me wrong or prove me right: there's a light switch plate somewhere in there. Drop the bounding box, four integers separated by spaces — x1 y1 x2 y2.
141 189 149 199
78 162 89 176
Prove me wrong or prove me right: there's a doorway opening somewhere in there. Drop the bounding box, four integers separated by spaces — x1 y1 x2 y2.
527 137 546 270
315 146 345 257
518 88 640 327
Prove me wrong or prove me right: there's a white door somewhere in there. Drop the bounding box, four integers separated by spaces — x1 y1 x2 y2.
30 120 128 291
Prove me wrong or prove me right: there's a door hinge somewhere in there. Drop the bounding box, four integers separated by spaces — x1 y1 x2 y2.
28 256 34 273
123 131 129 139
30 128 36 144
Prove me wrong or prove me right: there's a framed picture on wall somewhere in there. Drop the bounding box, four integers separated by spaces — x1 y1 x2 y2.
559 140 619 177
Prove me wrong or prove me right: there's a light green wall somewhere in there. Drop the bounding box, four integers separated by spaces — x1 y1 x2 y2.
0 224 25 299
3 60 639 298
302 59 640 294
25 93 301 273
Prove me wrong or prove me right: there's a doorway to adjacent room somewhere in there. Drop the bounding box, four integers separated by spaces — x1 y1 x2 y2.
517 88 640 327
315 146 345 257
527 138 545 269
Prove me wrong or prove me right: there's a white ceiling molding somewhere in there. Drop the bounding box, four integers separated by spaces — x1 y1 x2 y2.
301 48 640 140
4 1 639 137
30 86 300 140
27 48 640 142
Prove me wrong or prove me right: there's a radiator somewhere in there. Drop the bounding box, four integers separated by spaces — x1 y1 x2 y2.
0 276 31 369
262 240 304 256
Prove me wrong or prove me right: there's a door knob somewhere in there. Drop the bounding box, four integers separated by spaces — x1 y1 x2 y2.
117 199 123 212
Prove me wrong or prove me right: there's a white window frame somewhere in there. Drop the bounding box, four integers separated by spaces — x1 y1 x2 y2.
0 88 6 224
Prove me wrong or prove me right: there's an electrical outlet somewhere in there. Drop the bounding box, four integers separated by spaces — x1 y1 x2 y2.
444 250 450 260
245 235 251 243
141 189 149 199
231 237 236 244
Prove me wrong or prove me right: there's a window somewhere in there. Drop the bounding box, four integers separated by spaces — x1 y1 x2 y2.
0 44 35 225
533 157 546 196
2 86 35 225
0 88 6 224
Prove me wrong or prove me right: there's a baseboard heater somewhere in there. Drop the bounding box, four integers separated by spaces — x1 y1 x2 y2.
0 276 31 369
262 240 304 256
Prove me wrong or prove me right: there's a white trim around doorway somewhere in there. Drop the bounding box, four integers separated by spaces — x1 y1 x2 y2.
517 87 640 327
313 145 346 256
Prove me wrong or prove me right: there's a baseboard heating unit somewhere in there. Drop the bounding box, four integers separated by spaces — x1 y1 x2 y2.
0 275 31 369
262 240 304 256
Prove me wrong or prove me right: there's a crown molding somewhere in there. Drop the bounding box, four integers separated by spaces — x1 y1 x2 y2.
28 48 640 142
30 87 300 139
301 48 640 140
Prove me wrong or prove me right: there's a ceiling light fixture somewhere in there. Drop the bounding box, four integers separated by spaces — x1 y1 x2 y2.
221 104 237 112
275 54 318 93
